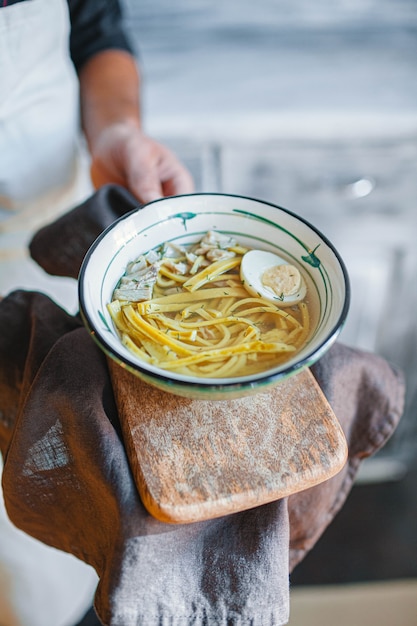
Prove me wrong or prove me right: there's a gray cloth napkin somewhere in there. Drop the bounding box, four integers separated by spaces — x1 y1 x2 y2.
0 185 406 624
0 291 290 625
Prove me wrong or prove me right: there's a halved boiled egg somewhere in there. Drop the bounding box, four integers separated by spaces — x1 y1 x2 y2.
240 250 307 306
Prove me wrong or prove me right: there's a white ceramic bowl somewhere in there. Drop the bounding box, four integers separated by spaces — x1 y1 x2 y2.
79 193 350 400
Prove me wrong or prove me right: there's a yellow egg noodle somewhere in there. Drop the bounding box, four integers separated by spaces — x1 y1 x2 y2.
108 231 310 378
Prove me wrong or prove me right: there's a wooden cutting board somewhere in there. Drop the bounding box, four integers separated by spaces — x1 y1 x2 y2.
108 360 348 524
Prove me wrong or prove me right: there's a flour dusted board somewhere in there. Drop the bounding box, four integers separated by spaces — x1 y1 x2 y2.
108 360 348 523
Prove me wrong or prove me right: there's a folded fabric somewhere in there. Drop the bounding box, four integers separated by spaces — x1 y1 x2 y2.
0 290 405 625
29 184 140 280
0 291 291 625
0 184 404 624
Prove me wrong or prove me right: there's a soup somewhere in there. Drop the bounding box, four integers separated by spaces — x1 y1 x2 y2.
108 231 313 378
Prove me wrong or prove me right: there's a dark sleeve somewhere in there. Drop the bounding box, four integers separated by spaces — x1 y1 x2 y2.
68 0 135 73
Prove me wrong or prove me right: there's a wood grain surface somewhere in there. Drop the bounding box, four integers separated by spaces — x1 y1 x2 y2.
108 361 348 524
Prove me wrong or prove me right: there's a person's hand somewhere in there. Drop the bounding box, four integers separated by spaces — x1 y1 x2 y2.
89 121 194 204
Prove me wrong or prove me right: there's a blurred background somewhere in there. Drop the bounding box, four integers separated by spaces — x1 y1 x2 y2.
120 0 417 622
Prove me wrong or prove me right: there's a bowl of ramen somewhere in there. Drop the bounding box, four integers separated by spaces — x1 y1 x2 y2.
78 193 350 400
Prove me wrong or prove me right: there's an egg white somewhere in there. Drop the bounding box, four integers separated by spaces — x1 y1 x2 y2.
240 250 307 306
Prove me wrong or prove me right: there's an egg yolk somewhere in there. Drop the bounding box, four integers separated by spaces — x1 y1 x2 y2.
261 264 302 297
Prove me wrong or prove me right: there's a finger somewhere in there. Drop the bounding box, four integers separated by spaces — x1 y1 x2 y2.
157 148 195 196
125 158 164 204
129 157 194 204
161 166 195 198
125 137 195 203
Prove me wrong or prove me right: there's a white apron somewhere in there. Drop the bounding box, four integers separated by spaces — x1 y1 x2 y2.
0 0 92 313
0 1 97 625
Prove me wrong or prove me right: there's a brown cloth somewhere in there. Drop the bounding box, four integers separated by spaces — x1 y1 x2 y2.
0 185 406 625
